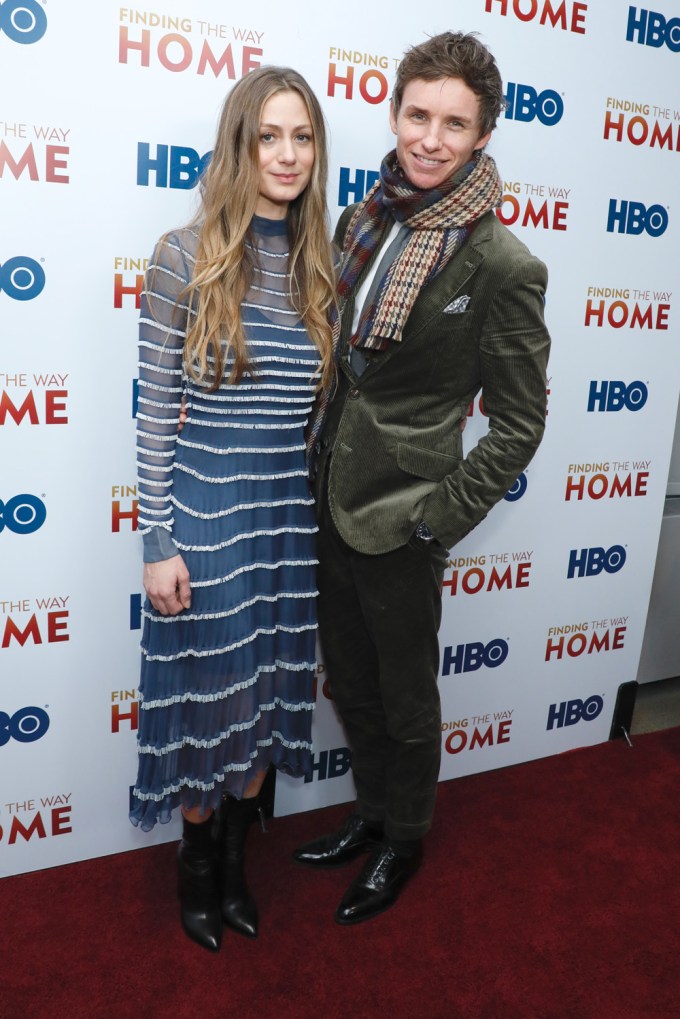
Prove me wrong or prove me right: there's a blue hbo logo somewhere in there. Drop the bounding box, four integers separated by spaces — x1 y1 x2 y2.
338 166 380 207
504 83 564 126
0 494 47 534
0 706 50 745
504 472 528 502
547 696 604 731
607 200 668 237
627 8 680 52
441 639 509 676
137 143 212 189
567 545 626 579
0 1 47 44
587 380 648 413
0 256 45 300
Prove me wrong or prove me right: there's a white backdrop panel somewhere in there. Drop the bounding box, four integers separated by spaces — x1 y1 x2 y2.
1 0 678 874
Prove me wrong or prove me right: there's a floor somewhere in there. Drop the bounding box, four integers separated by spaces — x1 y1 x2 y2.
630 675 680 736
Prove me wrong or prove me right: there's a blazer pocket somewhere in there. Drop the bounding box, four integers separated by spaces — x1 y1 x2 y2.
397 442 460 482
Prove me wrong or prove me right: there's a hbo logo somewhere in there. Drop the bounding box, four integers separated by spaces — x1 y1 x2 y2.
0 494 47 534
607 200 668 237
504 82 564 126
504 472 527 503
442 638 509 676
547 696 603 731
0 256 45 301
304 747 351 783
567 545 626 579
627 8 680 52
137 143 212 189
587 380 648 413
0 706 50 746
0 0 47 44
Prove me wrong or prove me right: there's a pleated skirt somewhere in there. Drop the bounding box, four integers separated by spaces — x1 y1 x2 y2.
130 415 317 831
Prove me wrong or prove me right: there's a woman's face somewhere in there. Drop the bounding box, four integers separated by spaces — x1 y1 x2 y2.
256 90 315 219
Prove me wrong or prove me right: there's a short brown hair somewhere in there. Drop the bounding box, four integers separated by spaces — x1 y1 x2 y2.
392 32 505 138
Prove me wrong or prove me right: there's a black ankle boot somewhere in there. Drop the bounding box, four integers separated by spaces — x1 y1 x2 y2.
177 815 222 952
217 795 259 939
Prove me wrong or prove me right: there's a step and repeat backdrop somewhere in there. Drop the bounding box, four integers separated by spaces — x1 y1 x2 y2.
2 0 678 875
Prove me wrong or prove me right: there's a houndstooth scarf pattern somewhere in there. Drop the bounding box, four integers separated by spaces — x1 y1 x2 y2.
306 149 501 467
339 148 502 351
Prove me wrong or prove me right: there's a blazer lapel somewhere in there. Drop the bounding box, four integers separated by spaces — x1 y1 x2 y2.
402 243 484 341
338 214 492 383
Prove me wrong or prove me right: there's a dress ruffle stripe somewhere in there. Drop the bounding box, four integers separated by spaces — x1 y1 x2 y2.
130 217 319 831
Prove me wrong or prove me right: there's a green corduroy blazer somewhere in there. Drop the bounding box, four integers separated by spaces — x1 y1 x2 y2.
313 206 551 555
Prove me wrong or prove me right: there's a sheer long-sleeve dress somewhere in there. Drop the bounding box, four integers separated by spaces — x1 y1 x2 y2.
129 215 319 831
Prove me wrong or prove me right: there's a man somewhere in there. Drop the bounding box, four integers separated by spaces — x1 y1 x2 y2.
294 31 551 925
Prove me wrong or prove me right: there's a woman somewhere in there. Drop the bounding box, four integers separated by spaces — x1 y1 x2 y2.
130 67 335 953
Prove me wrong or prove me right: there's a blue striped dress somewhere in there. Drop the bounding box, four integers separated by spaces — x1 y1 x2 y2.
130 216 319 831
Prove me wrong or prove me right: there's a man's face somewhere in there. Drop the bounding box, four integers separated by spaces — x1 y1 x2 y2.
389 77 491 191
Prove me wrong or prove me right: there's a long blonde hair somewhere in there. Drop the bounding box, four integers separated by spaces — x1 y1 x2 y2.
183 67 335 392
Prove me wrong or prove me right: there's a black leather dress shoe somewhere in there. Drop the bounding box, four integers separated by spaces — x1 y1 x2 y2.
335 844 422 925
292 814 383 868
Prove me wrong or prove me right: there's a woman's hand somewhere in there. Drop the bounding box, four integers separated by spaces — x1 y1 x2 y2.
143 555 191 616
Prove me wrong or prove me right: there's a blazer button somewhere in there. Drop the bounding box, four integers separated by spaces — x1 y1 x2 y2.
348 388 360 400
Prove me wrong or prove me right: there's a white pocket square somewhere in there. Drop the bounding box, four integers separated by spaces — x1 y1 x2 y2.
443 295 470 314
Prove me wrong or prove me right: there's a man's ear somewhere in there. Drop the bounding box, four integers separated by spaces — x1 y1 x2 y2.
474 130 493 152
389 99 398 136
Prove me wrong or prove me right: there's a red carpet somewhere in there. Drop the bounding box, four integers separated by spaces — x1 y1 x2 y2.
2 729 679 1018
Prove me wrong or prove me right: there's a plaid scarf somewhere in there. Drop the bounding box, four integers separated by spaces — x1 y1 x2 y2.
340 148 502 352
306 149 502 466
